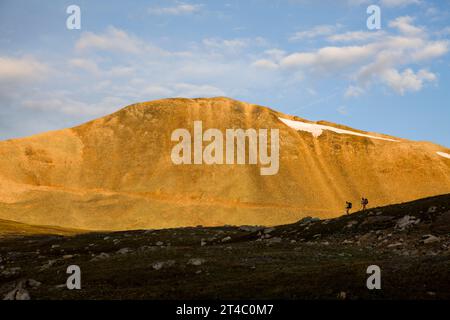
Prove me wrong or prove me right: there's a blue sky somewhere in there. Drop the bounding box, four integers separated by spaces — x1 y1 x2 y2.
0 0 449 146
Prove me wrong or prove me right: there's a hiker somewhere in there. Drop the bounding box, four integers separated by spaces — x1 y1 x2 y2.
361 197 369 211
345 201 352 215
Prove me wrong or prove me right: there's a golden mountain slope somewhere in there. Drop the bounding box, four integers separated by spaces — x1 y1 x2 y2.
0 219 82 237
0 97 449 231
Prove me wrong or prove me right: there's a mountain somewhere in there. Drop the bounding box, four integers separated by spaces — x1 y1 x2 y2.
0 97 449 231
0 219 81 237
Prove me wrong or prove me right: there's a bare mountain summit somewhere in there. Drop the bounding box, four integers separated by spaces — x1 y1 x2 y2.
0 97 449 230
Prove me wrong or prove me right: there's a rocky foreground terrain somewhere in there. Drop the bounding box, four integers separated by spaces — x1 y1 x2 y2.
1 194 449 300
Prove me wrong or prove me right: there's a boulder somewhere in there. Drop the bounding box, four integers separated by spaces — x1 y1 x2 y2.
116 248 132 255
422 234 440 244
152 260 175 270
396 215 420 229
187 258 206 266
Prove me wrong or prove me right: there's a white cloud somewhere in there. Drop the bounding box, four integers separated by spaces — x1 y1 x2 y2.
251 59 279 70
148 2 202 15
389 16 424 36
347 0 370 5
5 14 447 123
280 45 375 71
172 83 225 97
202 38 248 54
411 41 449 61
202 37 268 55
69 58 136 78
76 26 152 54
256 16 448 95
328 31 385 42
306 88 317 96
380 68 436 95
141 85 174 97
22 93 127 116
290 24 341 41
106 66 136 78
380 0 420 8
0 56 49 101
354 36 447 89
0 56 48 82
69 58 100 74
264 49 286 60
345 86 365 97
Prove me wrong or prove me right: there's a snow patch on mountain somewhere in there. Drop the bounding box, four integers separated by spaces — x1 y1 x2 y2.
437 152 450 159
278 118 399 142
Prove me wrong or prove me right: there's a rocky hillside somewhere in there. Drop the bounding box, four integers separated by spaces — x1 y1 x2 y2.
1 194 449 300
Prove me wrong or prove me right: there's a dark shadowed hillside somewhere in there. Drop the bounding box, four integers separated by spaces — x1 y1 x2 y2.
1 194 449 300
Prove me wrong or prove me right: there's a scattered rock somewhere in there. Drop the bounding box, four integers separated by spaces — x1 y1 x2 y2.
116 248 131 255
54 284 66 289
359 233 372 242
39 260 56 271
187 258 206 266
4 288 30 300
297 217 320 225
138 246 155 252
346 220 358 228
1 267 21 276
396 215 420 229
239 226 263 232
422 234 440 244
267 237 282 244
221 236 232 242
428 206 438 213
152 260 175 270
387 242 403 248
337 291 347 300
26 279 41 288
3 281 31 300
91 252 110 261
362 216 394 225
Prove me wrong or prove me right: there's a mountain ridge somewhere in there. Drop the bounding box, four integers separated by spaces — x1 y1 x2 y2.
0 97 449 230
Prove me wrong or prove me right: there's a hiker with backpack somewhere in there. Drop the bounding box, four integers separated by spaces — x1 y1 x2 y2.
361 197 369 211
345 201 352 215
